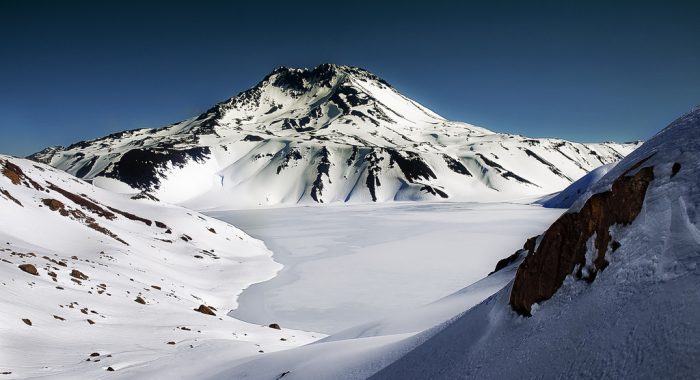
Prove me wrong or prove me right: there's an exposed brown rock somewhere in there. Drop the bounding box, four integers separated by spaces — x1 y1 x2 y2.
53 315 65 321
46 182 115 220
42 198 65 212
18 264 39 276
268 323 281 330
134 296 146 304
22 318 32 326
0 187 22 206
106 367 115 371
106 205 152 226
510 166 655 316
70 269 89 280
194 304 216 316
41 198 129 245
1 160 44 190
208 228 217 234
87 319 95 325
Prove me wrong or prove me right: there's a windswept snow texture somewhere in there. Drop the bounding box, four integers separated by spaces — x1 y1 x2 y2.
0 156 320 379
31 64 640 208
539 162 615 208
371 108 700 379
210 202 562 333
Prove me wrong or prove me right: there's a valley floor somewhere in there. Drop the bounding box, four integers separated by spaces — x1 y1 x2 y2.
209 201 563 334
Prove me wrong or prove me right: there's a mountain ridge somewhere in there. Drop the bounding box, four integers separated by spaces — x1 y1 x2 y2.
30 64 641 209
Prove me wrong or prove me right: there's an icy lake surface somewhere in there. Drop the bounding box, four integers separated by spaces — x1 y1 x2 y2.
208 202 563 333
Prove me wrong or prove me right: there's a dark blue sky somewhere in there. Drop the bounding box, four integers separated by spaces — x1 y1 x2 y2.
1 0 699 156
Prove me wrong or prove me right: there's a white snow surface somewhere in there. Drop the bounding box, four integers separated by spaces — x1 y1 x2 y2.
539 162 616 208
208 202 562 333
369 108 700 378
31 64 640 209
0 156 320 379
173 108 699 380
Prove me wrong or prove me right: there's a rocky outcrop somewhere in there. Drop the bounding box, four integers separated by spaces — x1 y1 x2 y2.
510 165 655 316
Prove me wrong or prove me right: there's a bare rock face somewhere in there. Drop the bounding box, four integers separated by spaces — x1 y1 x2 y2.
18 264 39 276
194 304 216 316
510 165 655 316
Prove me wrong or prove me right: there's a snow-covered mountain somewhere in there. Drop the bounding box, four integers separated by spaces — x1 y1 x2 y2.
0 155 319 378
192 107 700 379
30 64 640 208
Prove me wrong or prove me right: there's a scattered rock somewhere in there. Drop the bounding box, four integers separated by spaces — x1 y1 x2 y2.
208 227 217 234
106 367 114 372
134 296 146 305
90 352 100 357
87 319 95 325
18 264 38 276
53 315 65 321
194 304 216 316
167 341 176 345
22 318 32 326
70 269 88 280
151 285 161 290
268 323 281 330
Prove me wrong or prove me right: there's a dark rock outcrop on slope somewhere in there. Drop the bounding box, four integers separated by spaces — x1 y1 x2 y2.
489 235 539 276
510 165 655 316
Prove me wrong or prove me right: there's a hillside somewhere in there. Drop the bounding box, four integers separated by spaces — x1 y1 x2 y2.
372 107 700 379
0 155 319 378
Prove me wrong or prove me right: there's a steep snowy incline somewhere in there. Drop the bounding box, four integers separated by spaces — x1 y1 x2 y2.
31 64 640 208
0 156 320 379
372 108 700 378
538 162 616 208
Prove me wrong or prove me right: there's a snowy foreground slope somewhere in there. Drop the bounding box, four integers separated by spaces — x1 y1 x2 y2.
371 108 700 378
31 64 639 208
0 156 319 379
201 108 700 380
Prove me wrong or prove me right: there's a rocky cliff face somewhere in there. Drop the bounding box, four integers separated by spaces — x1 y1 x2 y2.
510 164 655 315
510 107 700 316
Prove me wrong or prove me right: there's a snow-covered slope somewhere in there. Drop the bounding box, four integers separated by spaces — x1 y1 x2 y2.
539 162 616 208
0 155 320 378
31 64 640 208
371 108 700 378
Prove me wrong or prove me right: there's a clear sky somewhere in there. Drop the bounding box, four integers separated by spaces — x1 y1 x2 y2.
1 0 699 156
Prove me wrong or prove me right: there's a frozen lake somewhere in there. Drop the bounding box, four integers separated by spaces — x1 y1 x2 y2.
208 202 563 333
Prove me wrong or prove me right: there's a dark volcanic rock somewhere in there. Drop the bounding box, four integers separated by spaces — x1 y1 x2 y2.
510 166 655 316
101 147 210 190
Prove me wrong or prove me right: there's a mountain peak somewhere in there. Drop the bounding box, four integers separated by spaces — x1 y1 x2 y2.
28 64 641 208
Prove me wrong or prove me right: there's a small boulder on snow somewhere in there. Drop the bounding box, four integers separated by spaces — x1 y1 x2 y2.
18 264 38 276
194 304 216 316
